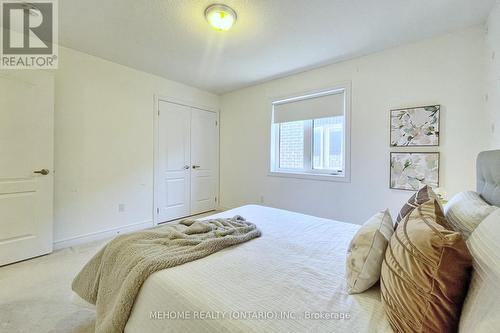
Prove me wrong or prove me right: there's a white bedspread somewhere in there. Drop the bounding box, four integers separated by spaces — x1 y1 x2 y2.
125 205 392 333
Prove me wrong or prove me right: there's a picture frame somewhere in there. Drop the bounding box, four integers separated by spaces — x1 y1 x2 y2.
390 152 440 191
390 105 440 147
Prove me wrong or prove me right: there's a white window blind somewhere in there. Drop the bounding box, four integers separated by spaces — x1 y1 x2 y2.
273 91 345 123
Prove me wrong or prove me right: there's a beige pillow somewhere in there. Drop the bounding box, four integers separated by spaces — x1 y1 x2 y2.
395 185 448 228
381 194 472 333
444 191 497 238
346 209 394 294
459 209 500 332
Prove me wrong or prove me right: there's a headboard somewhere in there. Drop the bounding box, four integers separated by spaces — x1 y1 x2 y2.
477 150 500 207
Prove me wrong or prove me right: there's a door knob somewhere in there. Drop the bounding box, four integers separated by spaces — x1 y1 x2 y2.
33 169 50 175
183 165 190 170
192 165 201 169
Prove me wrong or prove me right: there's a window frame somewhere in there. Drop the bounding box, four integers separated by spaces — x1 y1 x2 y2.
269 83 351 182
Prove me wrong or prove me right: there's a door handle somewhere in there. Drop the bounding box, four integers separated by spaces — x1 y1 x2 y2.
183 165 190 170
192 165 201 169
33 169 50 175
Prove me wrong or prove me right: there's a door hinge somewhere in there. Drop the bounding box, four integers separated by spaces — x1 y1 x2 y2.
156 208 159 214
158 109 160 116
215 120 218 127
215 196 217 203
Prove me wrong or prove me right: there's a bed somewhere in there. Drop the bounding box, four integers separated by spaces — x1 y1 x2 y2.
125 205 392 333
120 150 500 333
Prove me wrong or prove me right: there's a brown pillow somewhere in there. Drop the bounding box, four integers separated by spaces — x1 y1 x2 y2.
380 196 472 333
395 185 449 228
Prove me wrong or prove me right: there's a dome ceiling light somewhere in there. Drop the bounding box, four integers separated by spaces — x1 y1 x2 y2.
204 4 237 31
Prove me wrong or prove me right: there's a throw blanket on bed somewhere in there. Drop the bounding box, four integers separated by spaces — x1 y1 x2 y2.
72 216 261 333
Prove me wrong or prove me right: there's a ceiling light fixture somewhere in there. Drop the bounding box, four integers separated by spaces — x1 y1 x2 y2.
204 4 237 31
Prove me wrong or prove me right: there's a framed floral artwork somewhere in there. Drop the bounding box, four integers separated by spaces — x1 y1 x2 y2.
390 152 439 190
390 105 440 146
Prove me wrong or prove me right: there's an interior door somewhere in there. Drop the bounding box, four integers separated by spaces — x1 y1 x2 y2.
157 101 191 222
190 109 217 215
0 71 54 266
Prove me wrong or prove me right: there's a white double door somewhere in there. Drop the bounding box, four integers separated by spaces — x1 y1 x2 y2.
157 101 218 222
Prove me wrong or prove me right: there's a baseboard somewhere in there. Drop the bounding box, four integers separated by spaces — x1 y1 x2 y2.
53 220 153 250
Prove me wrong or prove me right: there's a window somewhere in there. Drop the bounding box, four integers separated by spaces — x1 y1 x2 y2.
270 85 350 181
279 120 305 169
313 116 344 172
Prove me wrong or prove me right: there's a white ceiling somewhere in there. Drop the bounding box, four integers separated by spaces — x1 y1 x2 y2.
59 0 495 94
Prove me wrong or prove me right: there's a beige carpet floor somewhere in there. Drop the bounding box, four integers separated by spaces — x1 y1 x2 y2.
0 211 219 333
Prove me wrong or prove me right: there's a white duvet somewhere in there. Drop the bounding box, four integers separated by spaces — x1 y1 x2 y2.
125 205 392 333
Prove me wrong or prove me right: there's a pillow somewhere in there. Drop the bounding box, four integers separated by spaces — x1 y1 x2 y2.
346 209 394 294
395 185 449 228
459 209 500 332
444 191 497 239
380 196 472 333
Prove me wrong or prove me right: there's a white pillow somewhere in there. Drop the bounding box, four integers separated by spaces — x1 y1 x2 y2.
459 209 500 332
346 209 393 294
444 191 497 238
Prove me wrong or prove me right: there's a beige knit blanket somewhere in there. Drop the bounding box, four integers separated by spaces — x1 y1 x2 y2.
72 216 261 333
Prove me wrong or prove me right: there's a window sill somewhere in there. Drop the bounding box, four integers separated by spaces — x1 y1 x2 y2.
267 171 350 183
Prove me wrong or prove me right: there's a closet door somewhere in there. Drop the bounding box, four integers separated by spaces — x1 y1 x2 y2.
157 101 191 222
190 109 218 215
0 71 54 266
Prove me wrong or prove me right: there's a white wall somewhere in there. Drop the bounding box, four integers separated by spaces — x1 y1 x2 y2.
486 1 500 149
53 47 219 247
220 26 489 224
